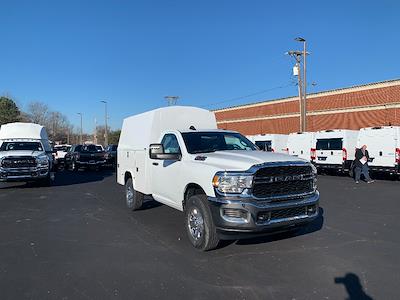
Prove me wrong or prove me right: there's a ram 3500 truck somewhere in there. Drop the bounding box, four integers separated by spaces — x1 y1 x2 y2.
0 122 54 186
117 107 319 251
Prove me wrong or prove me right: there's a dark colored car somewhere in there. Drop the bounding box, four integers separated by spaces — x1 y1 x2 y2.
104 144 118 167
64 144 106 171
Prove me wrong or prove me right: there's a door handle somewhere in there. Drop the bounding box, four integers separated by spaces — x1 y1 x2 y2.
152 162 159 166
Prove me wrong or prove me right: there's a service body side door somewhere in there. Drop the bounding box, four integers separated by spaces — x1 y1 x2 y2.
151 132 184 210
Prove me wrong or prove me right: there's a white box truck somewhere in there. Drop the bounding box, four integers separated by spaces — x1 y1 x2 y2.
314 129 359 174
287 132 316 161
357 126 400 175
117 106 319 251
248 134 289 154
0 122 54 185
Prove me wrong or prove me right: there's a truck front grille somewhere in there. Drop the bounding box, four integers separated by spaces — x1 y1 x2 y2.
1 157 37 168
252 164 314 199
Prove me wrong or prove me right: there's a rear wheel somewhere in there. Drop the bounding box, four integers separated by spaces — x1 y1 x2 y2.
184 194 219 251
125 178 143 210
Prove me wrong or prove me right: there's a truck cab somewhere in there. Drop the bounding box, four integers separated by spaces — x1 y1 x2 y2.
0 122 54 185
117 107 319 250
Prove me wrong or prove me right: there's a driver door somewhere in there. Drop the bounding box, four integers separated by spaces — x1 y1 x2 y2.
151 133 183 209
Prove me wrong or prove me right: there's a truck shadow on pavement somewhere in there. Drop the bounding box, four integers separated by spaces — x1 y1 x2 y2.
51 170 115 187
334 273 373 300
227 207 325 247
0 170 115 189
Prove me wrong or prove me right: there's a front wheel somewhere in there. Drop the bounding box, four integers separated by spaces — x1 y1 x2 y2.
184 195 219 251
125 178 143 210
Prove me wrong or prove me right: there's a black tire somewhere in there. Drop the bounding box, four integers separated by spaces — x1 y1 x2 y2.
184 194 219 251
125 178 143 210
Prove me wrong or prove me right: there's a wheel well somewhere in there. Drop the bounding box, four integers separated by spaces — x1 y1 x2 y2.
183 183 206 209
124 172 132 184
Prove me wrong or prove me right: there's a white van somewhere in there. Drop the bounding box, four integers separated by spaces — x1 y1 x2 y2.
357 126 400 175
287 132 316 161
0 122 54 185
117 106 319 251
248 134 289 154
314 129 359 173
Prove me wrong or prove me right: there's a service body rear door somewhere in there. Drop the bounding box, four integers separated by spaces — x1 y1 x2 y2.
316 138 343 165
363 128 396 168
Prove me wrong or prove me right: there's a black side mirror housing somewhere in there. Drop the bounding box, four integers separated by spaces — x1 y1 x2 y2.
149 144 181 160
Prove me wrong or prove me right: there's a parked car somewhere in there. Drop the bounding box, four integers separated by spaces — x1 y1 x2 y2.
248 134 289 153
287 132 316 161
65 144 106 171
105 144 118 167
0 122 54 185
53 144 71 168
356 126 400 176
314 129 359 174
117 106 319 251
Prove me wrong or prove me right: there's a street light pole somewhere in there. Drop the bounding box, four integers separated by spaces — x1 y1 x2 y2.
100 100 108 146
77 113 83 144
286 50 304 132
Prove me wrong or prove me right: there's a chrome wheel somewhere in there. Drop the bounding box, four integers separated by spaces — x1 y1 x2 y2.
187 207 204 241
126 185 134 208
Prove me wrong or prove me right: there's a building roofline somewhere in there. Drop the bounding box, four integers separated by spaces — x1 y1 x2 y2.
213 78 400 113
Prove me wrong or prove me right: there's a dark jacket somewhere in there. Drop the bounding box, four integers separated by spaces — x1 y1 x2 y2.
354 148 370 168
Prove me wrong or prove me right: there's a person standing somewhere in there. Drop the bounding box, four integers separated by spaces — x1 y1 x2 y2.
354 145 374 184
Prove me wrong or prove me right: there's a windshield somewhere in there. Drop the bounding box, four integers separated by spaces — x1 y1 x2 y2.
182 132 257 154
82 145 99 153
0 141 43 152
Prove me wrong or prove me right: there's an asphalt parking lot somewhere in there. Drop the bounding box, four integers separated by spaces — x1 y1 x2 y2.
0 171 399 300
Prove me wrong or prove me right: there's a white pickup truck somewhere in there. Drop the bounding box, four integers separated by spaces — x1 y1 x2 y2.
0 122 54 185
117 106 319 250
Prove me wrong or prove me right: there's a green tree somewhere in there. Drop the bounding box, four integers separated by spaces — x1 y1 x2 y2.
0 96 20 125
108 129 121 145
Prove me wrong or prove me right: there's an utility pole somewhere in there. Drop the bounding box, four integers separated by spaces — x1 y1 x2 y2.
100 100 108 146
287 37 309 132
287 50 305 132
77 113 83 144
165 96 179 106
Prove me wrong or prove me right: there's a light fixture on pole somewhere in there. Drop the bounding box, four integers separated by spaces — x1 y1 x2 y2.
100 100 108 146
77 113 83 144
165 96 179 106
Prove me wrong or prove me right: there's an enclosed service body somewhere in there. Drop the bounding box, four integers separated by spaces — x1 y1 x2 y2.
357 126 400 174
314 129 359 172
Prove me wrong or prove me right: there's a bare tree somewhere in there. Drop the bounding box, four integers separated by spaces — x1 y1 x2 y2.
26 101 49 126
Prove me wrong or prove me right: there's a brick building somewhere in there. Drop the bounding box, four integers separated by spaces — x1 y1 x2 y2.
214 79 400 135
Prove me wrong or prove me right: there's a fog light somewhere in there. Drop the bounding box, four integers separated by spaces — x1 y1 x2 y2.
307 205 317 215
221 208 249 223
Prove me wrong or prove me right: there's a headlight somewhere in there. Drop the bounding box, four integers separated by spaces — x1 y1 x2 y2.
37 156 49 167
212 173 253 194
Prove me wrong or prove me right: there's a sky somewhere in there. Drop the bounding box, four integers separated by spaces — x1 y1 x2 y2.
0 0 399 133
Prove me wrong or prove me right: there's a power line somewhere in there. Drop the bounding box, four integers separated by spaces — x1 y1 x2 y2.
201 82 295 109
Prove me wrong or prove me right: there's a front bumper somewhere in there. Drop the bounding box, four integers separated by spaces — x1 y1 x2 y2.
76 160 106 166
207 191 320 239
0 166 50 182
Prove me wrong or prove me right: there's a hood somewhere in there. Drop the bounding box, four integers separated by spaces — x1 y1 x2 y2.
190 150 308 171
0 150 46 159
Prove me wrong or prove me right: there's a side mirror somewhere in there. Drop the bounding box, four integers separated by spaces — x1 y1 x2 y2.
149 144 181 160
